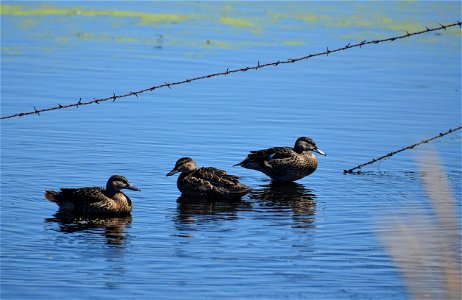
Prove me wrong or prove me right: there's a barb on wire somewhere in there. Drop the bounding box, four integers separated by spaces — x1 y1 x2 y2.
343 126 462 174
1 21 460 120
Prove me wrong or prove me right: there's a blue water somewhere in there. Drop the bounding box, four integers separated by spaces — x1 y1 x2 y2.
1 2 461 299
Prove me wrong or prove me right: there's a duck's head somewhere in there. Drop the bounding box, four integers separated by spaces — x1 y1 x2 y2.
166 157 198 176
294 137 326 156
107 175 141 192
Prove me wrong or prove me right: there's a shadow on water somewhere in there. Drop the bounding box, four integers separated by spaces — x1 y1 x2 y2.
174 195 252 233
250 181 317 229
45 212 132 246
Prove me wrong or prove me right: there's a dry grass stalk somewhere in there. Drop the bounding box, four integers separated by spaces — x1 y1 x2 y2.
380 149 461 300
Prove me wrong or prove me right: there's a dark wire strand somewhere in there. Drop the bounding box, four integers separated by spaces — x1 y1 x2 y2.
1 21 460 120
343 126 462 174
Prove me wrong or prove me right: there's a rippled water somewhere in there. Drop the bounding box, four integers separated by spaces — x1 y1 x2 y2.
1 2 461 299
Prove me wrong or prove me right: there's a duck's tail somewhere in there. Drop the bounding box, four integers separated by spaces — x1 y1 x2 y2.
234 158 250 167
234 151 264 169
44 190 58 202
234 158 260 170
230 184 251 197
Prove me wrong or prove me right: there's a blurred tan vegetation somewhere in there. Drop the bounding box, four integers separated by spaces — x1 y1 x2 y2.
380 149 461 300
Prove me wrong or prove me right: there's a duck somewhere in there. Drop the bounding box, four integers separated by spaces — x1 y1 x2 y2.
166 157 250 199
44 175 140 215
235 136 326 182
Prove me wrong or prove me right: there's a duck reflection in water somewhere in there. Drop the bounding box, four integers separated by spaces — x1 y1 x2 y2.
250 181 317 229
45 211 132 246
174 195 252 232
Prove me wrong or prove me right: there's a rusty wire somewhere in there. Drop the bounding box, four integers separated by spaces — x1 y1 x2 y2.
343 126 462 174
1 21 460 120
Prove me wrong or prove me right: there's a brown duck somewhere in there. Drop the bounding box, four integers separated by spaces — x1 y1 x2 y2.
235 137 326 182
44 175 140 215
166 157 250 199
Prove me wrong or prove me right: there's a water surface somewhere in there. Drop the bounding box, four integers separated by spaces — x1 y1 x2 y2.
1 2 461 299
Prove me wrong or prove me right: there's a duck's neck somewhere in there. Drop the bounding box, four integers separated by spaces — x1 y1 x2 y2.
106 185 120 197
179 168 195 178
293 144 305 154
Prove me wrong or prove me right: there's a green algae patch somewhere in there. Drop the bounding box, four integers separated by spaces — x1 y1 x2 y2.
2 2 459 52
205 39 234 49
2 46 23 56
1 4 84 16
218 15 262 34
75 32 140 43
219 16 254 29
1 4 189 25
283 40 305 46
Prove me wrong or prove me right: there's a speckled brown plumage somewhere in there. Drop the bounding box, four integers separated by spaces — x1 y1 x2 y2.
235 137 326 182
167 157 250 199
44 175 140 215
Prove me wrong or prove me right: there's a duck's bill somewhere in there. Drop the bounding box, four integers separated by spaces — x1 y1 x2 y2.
127 184 141 191
166 169 179 176
315 148 326 156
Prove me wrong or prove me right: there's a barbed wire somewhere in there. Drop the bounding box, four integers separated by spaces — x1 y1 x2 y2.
1 21 460 120
343 126 462 174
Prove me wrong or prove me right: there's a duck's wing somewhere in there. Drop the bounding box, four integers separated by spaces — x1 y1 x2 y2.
238 147 295 167
198 167 241 183
262 147 297 161
57 187 106 204
185 167 249 195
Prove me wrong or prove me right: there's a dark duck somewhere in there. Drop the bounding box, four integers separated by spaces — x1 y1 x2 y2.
235 137 326 182
44 175 140 215
166 157 250 199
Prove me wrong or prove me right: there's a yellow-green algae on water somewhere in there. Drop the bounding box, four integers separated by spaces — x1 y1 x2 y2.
0 4 190 25
219 16 254 29
2 2 461 35
283 40 305 46
2 2 460 53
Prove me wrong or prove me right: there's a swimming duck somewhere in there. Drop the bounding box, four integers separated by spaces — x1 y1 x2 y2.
235 137 326 182
166 157 250 199
44 175 140 215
